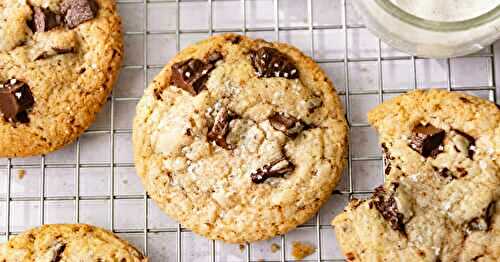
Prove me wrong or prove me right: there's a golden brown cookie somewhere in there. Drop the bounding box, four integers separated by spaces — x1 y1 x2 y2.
333 90 499 261
133 34 348 243
0 224 146 261
0 0 123 156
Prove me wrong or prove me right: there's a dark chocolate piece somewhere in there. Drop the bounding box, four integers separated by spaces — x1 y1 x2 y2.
50 243 66 262
437 167 452 178
453 129 476 159
409 124 445 158
206 51 223 63
32 7 61 32
250 158 295 184
381 143 394 175
467 201 496 232
459 97 471 103
207 106 233 149
268 112 307 137
34 47 76 60
455 167 468 178
60 0 98 29
0 79 35 123
250 47 298 79
52 46 76 54
372 184 405 233
170 52 222 96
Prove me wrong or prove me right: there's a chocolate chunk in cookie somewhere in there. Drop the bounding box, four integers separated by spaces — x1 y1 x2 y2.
60 0 98 29
206 51 223 63
251 158 295 184
207 106 233 149
250 47 299 79
171 53 222 96
381 143 394 175
269 112 307 137
409 123 445 158
34 47 76 60
372 185 405 233
467 201 496 232
32 7 62 32
0 79 35 123
453 129 476 159
47 242 66 262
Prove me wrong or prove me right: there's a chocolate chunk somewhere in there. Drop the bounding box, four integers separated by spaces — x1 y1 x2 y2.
437 167 452 178
171 53 222 96
0 79 35 123
32 7 61 32
409 124 445 158
34 47 76 60
269 112 307 137
42 242 66 262
372 185 405 233
250 47 299 79
467 201 496 232
52 46 76 54
455 167 468 177
60 0 98 29
229 35 242 44
206 51 223 63
250 158 295 184
453 129 476 159
381 143 394 175
436 167 467 180
51 243 66 262
459 97 471 103
207 106 233 149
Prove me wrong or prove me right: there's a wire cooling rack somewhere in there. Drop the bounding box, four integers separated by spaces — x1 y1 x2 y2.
0 0 498 261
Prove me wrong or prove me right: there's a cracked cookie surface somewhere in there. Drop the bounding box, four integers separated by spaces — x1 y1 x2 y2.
332 90 499 261
0 224 146 261
0 0 123 156
133 34 348 243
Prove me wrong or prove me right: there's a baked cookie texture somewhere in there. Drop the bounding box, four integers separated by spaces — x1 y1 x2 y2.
133 34 348 243
332 90 499 261
0 0 123 156
0 224 146 261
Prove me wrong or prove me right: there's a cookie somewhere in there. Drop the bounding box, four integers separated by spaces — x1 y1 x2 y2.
0 0 123 156
0 224 146 261
133 34 348 243
332 90 499 261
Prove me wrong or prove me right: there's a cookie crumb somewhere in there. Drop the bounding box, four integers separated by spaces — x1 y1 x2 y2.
291 241 316 260
270 243 280 253
239 244 245 252
17 169 26 180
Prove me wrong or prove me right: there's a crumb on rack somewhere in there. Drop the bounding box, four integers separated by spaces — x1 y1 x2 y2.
17 169 26 180
239 244 245 252
291 241 316 260
270 243 280 253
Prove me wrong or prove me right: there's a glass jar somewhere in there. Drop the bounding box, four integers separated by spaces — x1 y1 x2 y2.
352 0 500 58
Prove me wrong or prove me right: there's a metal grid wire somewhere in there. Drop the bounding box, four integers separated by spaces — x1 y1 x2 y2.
1 0 498 261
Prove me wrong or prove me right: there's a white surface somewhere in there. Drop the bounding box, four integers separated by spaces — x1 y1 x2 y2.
0 0 499 261
390 0 498 21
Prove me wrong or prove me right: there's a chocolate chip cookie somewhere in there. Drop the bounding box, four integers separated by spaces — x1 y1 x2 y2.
0 0 123 156
332 90 499 261
0 224 146 261
133 34 348 243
